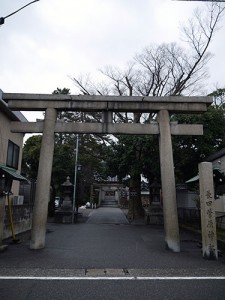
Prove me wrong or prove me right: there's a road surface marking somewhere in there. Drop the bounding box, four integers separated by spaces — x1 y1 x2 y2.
0 276 225 280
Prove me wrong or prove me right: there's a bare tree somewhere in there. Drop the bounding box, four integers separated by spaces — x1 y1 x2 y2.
71 3 225 219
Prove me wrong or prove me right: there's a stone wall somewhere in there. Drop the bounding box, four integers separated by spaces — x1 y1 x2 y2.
178 208 200 225
176 189 198 209
3 204 33 239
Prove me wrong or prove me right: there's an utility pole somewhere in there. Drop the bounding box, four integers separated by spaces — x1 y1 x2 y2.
72 134 79 224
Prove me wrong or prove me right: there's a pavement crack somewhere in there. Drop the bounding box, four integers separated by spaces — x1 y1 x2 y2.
123 269 129 275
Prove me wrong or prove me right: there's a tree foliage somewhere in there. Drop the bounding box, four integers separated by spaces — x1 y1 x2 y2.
172 103 225 182
22 135 41 179
22 88 110 202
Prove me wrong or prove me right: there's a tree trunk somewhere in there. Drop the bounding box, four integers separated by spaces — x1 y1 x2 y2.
127 113 145 220
128 172 144 220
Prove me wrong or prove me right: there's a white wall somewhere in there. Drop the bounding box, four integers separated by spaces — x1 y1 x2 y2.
215 195 225 213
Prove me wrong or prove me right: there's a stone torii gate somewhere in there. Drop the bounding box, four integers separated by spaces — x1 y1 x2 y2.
3 93 212 252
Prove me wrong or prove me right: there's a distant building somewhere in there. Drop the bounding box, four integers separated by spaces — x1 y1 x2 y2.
205 148 225 215
0 89 32 240
0 89 27 195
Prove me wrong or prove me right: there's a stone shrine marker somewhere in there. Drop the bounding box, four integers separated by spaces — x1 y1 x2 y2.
199 162 218 260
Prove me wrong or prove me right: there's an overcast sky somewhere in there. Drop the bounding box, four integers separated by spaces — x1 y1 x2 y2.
1 0 225 121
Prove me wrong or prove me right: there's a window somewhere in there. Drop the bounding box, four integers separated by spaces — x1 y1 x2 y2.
6 140 20 170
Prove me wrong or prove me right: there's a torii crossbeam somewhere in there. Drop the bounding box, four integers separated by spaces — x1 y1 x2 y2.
3 93 212 252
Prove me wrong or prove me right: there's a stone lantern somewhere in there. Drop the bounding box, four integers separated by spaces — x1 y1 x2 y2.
147 178 163 225
61 176 73 209
55 176 74 223
149 178 161 205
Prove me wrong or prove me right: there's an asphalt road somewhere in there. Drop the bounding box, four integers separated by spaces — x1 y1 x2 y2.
0 207 224 300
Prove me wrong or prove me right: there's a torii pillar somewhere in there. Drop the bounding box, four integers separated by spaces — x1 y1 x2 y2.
30 108 57 249
158 110 180 252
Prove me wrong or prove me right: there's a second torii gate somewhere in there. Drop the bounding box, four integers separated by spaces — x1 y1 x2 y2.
3 93 212 252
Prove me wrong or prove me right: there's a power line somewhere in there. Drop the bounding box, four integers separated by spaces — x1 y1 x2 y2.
0 0 40 26
174 0 225 2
